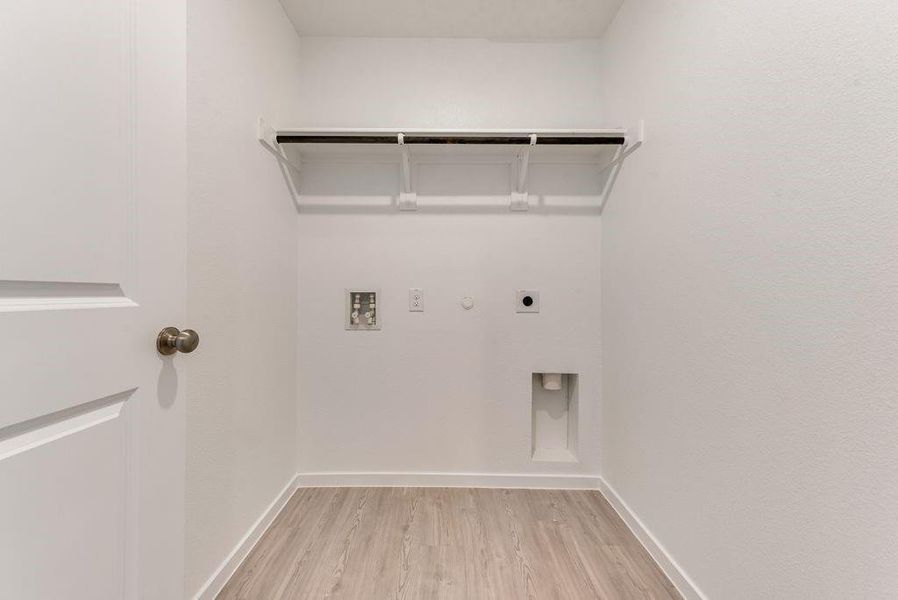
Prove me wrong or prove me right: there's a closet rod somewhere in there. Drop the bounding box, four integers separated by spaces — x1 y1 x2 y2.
275 134 626 146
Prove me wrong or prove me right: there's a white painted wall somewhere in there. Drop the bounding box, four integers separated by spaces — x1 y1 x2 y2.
598 2 898 598
295 38 606 130
186 1 302 595
280 0 623 39
294 38 606 481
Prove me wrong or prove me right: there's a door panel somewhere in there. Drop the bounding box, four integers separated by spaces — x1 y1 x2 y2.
0 0 133 284
1 308 137 430
0 398 128 599
0 0 186 598
0 0 138 427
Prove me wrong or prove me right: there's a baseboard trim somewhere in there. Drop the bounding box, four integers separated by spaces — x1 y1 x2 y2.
296 471 601 489
597 477 707 600
192 474 298 600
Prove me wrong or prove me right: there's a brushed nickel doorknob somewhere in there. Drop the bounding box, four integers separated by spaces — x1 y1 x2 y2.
157 327 200 355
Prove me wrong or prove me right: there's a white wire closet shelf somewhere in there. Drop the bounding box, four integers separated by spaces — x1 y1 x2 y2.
257 119 644 211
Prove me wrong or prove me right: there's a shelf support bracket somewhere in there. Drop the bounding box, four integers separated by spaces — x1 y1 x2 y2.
510 134 537 211
598 120 645 211
257 118 302 174
397 133 417 211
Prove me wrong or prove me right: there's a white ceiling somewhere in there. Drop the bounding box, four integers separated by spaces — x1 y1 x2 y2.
281 0 625 39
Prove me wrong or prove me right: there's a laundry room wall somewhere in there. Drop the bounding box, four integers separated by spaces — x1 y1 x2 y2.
292 38 609 484
597 1 898 598
186 0 302 595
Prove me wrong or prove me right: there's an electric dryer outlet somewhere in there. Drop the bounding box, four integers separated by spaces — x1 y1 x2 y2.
516 290 540 313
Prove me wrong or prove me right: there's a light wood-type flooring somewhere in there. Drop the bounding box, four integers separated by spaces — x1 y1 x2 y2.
218 487 681 599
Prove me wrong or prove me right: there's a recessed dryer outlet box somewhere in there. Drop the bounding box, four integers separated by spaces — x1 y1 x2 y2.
516 290 540 313
345 289 381 330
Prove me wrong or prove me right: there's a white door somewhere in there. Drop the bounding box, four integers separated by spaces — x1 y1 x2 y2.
0 1 187 598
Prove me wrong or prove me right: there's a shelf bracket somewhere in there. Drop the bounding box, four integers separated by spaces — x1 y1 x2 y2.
597 120 644 177
397 133 417 211
597 120 645 211
625 119 646 150
510 134 537 211
257 118 302 174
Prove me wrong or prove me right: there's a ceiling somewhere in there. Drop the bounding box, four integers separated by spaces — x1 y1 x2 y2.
280 0 625 39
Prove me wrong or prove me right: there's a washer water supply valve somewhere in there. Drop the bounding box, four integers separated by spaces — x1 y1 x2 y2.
351 294 360 325
345 290 381 330
366 293 376 326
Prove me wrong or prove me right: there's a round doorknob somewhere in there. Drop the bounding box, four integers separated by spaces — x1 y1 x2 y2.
157 327 200 355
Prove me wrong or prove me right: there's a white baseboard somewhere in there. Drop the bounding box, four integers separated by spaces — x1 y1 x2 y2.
597 478 707 600
192 474 298 600
296 471 601 489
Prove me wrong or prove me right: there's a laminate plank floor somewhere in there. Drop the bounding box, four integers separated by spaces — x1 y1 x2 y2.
217 488 681 600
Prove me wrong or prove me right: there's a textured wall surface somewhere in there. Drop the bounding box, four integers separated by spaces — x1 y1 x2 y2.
185 1 301 595
296 213 602 477
598 1 898 598
280 0 623 39
293 38 606 479
294 37 606 130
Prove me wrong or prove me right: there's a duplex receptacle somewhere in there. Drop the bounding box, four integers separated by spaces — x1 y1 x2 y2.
409 288 423 312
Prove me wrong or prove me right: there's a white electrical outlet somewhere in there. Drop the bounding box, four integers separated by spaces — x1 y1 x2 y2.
409 288 424 311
